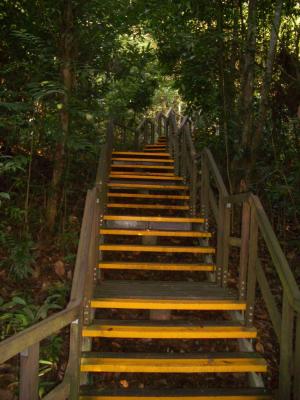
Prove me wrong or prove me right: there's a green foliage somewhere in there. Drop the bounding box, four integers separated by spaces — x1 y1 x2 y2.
0 295 62 339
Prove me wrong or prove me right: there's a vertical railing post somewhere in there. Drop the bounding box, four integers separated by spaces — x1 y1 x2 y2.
150 121 155 144
239 200 250 299
200 152 209 221
157 114 162 137
278 294 294 399
216 196 225 286
222 200 231 287
294 313 300 399
174 130 180 175
190 157 197 216
245 204 258 326
19 343 40 400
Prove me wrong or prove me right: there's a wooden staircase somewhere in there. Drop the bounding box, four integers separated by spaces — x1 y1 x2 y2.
78 136 271 399
2 110 300 400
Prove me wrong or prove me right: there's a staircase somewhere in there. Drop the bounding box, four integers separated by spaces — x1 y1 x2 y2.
3 110 300 400
79 135 271 399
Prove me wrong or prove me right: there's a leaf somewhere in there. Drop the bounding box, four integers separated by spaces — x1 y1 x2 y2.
12 296 27 306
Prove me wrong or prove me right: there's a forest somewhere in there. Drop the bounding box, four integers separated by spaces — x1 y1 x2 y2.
0 0 299 399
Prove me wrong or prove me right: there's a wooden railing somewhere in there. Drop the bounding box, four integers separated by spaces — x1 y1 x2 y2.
0 121 115 400
200 145 300 399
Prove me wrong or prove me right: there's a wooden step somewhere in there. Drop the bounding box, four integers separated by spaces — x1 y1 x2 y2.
144 146 167 149
110 171 176 176
79 388 272 400
144 148 167 151
113 152 171 157
144 144 167 147
111 158 174 163
99 244 215 254
91 281 245 310
82 320 257 339
109 174 183 181
99 229 211 238
80 352 267 373
111 164 174 170
104 216 205 223
107 204 189 210
107 193 190 200
99 261 214 271
108 183 188 190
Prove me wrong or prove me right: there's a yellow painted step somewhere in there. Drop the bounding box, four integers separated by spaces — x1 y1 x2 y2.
82 322 257 339
99 244 215 254
80 395 271 400
111 158 174 163
108 183 188 190
110 171 176 176
144 148 167 151
144 144 167 147
104 216 205 223
107 203 189 210
99 262 214 271
90 298 246 310
111 164 174 170
80 354 267 373
109 174 183 181
107 193 189 200
113 151 171 157
99 229 211 238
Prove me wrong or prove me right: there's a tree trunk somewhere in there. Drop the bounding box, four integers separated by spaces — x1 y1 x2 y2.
231 0 257 191
217 0 233 193
240 0 257 148
247 0 283 176
46 0 74 231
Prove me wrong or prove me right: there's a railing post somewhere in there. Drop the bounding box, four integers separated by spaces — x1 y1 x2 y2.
150 121 155 144
174 131 179 175
190 158 197 216
222 201 231 287
245 205 258 326
294 313 300 399
19 343 40 400
239 201 250 299
200 152 209 221
278 293 294 399
216 196 225 286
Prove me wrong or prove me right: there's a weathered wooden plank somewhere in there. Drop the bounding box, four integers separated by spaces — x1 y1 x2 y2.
278 293 294 398
250 195 300 312
19 343 40 400
256 259 281 338
239 201 250 300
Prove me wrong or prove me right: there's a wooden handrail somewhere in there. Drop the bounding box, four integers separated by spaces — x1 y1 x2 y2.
0 302 81 365
250 194 300 312
201 148 300 398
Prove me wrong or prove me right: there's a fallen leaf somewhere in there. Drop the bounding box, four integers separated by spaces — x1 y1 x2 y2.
54 260 65 277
